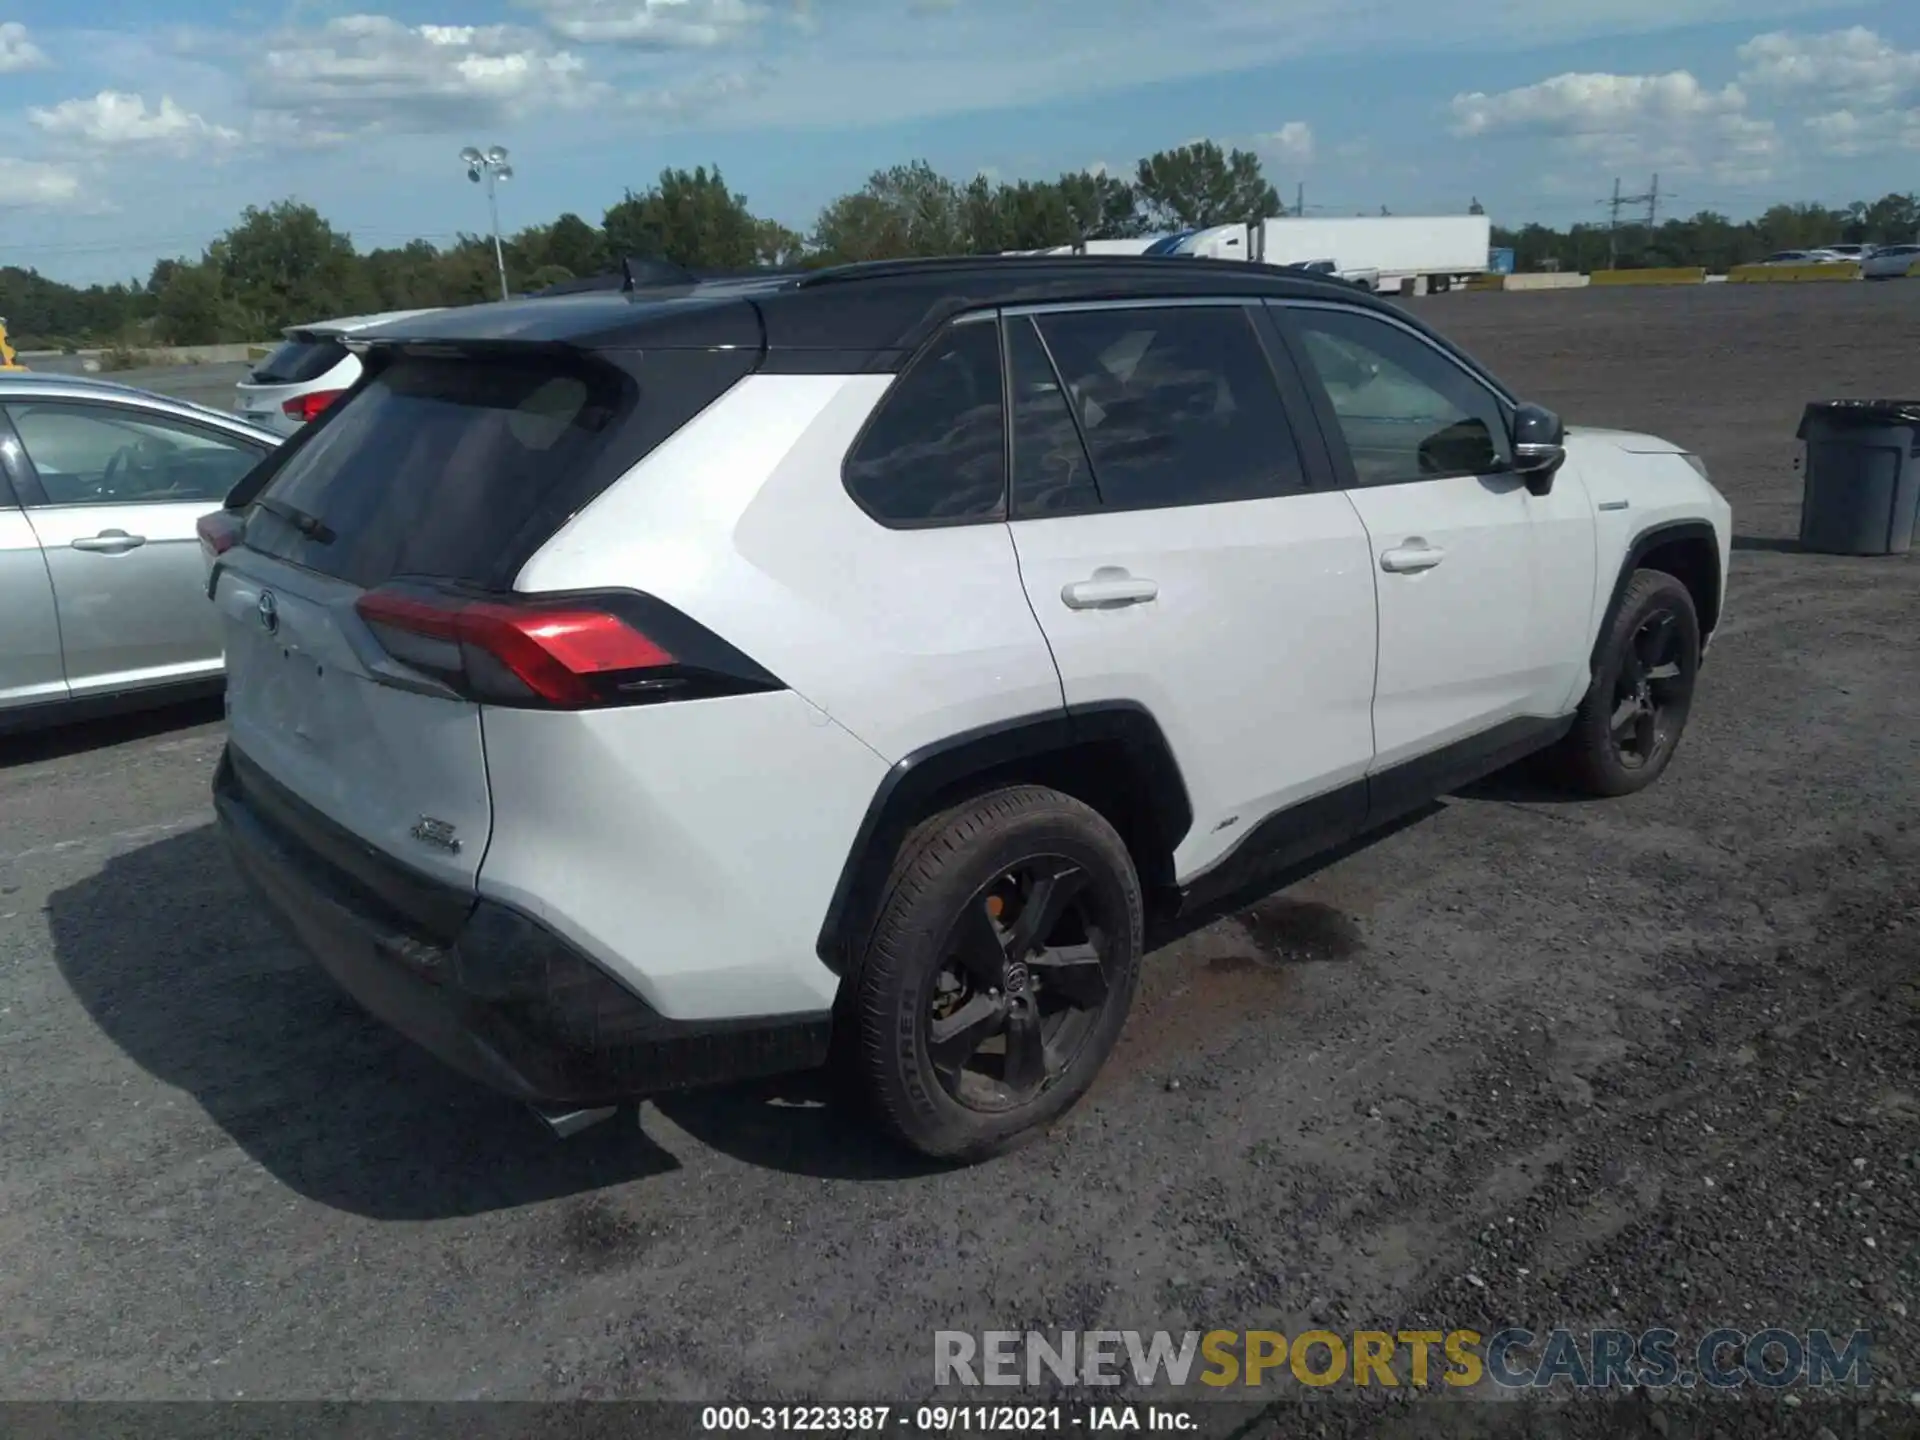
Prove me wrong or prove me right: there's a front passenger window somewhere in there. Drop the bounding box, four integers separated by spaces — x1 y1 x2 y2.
1285 308 1512 485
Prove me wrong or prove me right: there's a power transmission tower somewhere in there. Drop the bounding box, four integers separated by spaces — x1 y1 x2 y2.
1604 174 1659 267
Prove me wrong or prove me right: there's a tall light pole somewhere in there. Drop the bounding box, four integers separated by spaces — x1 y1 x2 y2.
461 145 514 301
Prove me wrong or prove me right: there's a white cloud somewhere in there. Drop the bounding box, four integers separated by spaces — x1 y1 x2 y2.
1450 70 1748 137
1259 121 1315 165
1803 107 1920 157
0 157 84 210
1736 28 1920 156
520 0 770 47
247 15 605 142
1738 27 1920 108
1450 70 1778 182
0 19 49 72
29 92 242 154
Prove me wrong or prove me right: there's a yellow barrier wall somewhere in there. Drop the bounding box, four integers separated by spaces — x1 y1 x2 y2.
1464 273 1506 291
1908 259 1920 278
1727 262 1862 283
1590 267 1707 286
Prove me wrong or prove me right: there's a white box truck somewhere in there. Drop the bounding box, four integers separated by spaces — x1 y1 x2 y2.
1160 216 1493 293
1001 239 1166 257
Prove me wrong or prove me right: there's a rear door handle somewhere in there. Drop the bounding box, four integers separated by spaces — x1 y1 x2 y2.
1061 571 1159 609
71 529 147 554
1380 541 1445 574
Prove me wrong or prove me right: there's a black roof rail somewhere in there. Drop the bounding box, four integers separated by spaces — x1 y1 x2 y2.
530 258 814 298
790 252 1305 288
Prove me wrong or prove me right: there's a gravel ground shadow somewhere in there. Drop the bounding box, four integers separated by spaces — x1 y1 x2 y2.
46 825 948 1208
0 694 223 770
46 825 680 1220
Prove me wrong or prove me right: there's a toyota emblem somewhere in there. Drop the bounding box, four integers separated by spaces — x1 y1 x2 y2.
257 589 279 635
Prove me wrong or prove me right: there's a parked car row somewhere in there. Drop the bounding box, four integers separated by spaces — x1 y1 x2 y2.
1757 243 1920 277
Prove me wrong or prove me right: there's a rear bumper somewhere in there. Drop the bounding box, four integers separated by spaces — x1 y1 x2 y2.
213 744 831 1106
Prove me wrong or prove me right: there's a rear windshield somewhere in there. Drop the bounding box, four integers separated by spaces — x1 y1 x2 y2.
241 354 637 590
251 337 350 385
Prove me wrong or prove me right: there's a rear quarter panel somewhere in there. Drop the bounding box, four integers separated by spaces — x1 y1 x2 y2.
514 372 1067 764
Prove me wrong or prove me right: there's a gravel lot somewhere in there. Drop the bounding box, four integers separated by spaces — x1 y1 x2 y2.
2 282 1917 1431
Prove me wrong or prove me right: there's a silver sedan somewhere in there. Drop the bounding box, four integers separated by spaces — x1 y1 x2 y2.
1 374 280 732
1863 243 1920 279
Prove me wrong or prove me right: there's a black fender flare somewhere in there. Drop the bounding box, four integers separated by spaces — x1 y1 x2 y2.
814 701 1192 974
1589 519 1722 674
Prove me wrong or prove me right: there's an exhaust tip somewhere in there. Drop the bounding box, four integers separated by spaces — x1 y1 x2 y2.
529 1103 620 1139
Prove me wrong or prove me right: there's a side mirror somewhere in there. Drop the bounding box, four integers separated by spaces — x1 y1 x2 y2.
1511 402 1566 495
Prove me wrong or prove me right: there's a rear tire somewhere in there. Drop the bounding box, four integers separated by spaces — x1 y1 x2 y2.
1550 568 1701 797
854 785 1143 1161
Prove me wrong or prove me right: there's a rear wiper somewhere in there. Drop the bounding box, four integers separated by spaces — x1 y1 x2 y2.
254 497 336 545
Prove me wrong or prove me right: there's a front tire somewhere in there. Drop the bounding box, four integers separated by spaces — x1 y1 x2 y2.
854 786 1143 1161
1551 568 1701 797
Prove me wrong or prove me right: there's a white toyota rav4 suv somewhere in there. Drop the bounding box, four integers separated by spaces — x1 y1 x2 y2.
202 257 1732 1160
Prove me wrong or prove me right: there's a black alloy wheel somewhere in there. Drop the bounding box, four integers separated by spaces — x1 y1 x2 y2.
1610 606 1687 770
924 856 1121 1112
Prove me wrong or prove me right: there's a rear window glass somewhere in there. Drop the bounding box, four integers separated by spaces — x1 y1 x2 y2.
251 338 350 385
241 355 634 589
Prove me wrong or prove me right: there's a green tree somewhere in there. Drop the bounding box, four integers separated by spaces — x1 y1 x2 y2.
1752 202 1846 254
211 200 371 333
755 218 807 266
811 161 967 262
1055 170 1143 239
543 212 608 276
362 240 446 310
1133 142 1279 229
995 180 1080 250
603 166 761 270
153 264 233 346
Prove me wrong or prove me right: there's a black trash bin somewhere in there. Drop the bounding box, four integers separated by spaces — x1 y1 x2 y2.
1797 399 1920 556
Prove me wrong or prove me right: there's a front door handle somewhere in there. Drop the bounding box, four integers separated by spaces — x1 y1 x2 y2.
1380 541 1445 574
1061 569 1159 609
71 529 147 554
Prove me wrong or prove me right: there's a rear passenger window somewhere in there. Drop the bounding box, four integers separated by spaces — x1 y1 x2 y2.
1031 305 1306 511
843 321 1006 526
1008 318 1100 518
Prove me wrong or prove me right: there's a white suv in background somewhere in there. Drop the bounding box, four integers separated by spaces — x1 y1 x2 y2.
205 257 1732 1160
232 309 442 435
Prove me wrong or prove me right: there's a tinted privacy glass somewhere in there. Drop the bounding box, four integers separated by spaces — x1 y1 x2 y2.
1032 305 1305 511
251 338 350 385
7 402 266 505
242 355 633 589
843 320 1005 525
1286 307 1512 485
1008 318 1100 517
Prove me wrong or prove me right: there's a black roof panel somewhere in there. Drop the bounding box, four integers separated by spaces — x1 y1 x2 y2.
354 254 1409 369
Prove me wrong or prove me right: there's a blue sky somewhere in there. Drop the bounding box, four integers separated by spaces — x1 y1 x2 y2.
4 0 1919 285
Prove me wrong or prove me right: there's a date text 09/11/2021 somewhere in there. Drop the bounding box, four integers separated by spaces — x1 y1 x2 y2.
700 1405 1194 1432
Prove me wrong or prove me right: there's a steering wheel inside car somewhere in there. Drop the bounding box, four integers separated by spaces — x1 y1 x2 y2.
99 445 132 498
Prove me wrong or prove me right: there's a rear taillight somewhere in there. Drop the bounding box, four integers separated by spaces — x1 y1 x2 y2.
196 510 244 562
352 585 780 710
283 390 343 423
